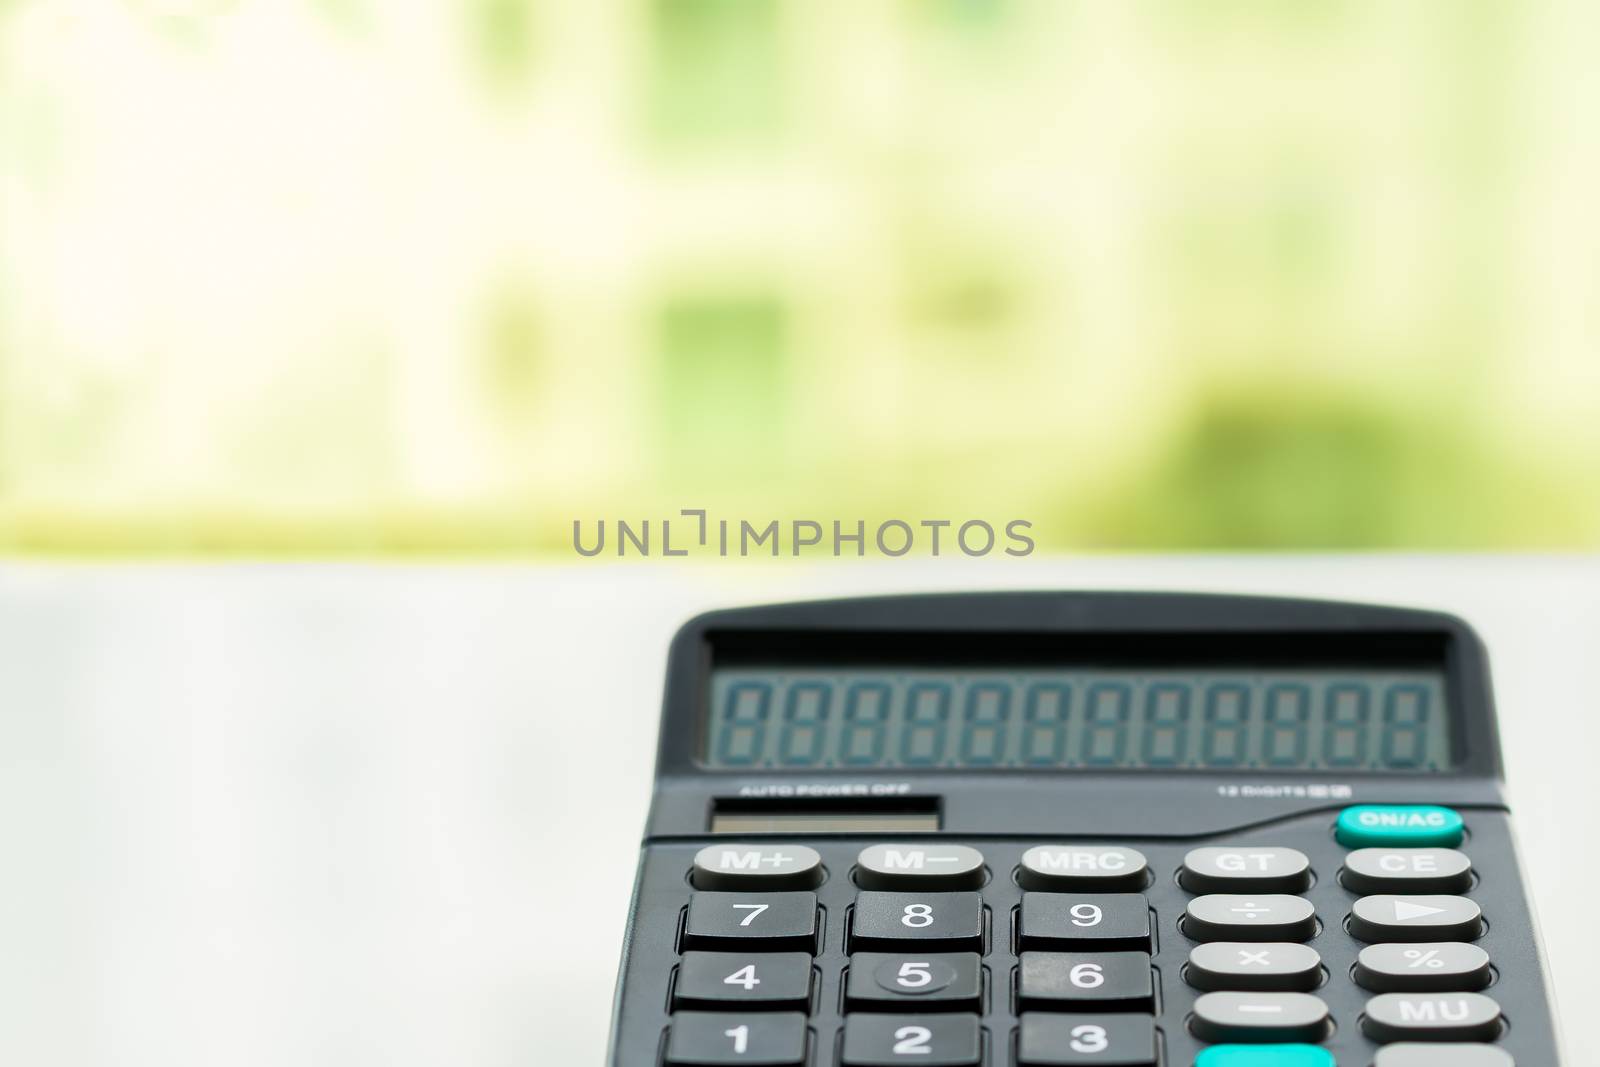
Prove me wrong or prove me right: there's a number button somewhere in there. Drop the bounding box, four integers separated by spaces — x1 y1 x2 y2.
664 1010 807 1065
845 952 982 1010
1341 848 1473 894
1354 941 1491 992
1361 992 1503 1042
851 892 983 950
1017 952 1155 1011
1017 846 1150 892
1189 991 1331 1043
856 844 985 890
673 952 813 1010
1183 894 1317 942
1019 893 1151 950
1347 895 1484 943
840 1013 981 1067
1017 1013 1157 1065
1185 942 1323 992
1181 847 1312 893
684 892 819 950
692 844 824 891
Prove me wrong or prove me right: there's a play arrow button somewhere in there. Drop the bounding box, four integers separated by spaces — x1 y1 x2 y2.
1349 894 1484 942
1394 901 1446 921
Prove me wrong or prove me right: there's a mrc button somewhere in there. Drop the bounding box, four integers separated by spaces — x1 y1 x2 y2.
691 844 824 890
1336 805 1465 848
1018 845 1149 891
856 843 985 890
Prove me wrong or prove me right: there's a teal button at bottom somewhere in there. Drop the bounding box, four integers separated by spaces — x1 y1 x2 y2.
1335 804 1465 848
1196 1045 1335 1067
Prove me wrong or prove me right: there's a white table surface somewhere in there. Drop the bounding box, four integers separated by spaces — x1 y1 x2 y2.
0 557 1594 1065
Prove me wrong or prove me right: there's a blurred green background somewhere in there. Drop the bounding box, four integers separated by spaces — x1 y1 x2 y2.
0 1 1596 553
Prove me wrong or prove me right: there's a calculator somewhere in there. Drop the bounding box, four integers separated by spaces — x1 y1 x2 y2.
605 592 1562 1066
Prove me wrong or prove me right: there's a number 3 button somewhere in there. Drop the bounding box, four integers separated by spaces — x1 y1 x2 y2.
841 1013 981 1067
1018 1014 1157 1066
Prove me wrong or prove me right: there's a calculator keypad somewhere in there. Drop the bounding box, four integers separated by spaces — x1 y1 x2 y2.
637 807 1537 1066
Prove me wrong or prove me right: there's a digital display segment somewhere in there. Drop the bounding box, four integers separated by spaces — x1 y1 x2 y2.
705 667 1452 772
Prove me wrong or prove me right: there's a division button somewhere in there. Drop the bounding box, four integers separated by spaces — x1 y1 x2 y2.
1374 1043 1515 1066
1336 805 1465 848
1354 941 1491 992
1348 895 1484 943
692 844 824 891
841 1012 981 1067
1018 845 1149 891
1342 848 1473 894
665 1010 807 1066
1361 991 1503 1043
845 952 981 1010
1017 1013 1157 1065
1189 991 1331 1043
1181 847 1312 893
1183 894 1317 942
856 844 985 890
1020 893 1152 950
1018 951 1155 1011
684 892 818 950
1185 941 1322 992
1194 1046 1335 1067
851 891 984 950
674 951 813 1010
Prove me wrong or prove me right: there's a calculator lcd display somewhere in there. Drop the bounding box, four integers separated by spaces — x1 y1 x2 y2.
703 667 1452 772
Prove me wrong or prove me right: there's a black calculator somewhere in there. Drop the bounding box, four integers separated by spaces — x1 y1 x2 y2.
606 592 1562 1066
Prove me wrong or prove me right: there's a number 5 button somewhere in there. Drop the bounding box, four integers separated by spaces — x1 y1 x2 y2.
846 953 982 1010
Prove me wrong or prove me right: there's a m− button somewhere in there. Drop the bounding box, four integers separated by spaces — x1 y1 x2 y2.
1183 895 1317 942
856 844 985 890
1341 848 1473 895
1018 846 1150 891
1181 847 1311 893
1348 895 1484 943
692 844 824 891
1361 992 1503 1042
1185 942 1322 992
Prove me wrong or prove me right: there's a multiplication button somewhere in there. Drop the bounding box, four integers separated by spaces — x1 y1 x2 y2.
692 844 824 891
1183 895 1317 942
856 844 985 891
1354 941 1491 992
1348 894 1484 942
1185 942 1322 992
1180 847 1311 893
1018 846 1149 891
1342 848 1473 894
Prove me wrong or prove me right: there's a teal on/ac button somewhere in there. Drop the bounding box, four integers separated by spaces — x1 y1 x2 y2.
1195 1045 1335 1067
1336 804 1465 848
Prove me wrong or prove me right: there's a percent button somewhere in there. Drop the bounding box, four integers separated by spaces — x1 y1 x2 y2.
1354 942 1491 992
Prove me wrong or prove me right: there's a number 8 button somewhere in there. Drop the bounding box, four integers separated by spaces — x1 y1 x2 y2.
851 891 984 951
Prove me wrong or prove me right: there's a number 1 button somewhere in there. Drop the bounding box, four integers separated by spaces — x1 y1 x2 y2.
841 1013 981 1067
665 1011 806 1066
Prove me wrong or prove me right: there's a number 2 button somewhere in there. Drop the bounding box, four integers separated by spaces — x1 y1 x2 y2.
842 1013 982 1067
852 892 984 951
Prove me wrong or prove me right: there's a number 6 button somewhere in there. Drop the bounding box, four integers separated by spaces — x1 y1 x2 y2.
841 1013 981 1067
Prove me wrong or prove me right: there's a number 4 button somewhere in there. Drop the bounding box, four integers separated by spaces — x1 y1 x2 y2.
1018 1014 1157 1066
